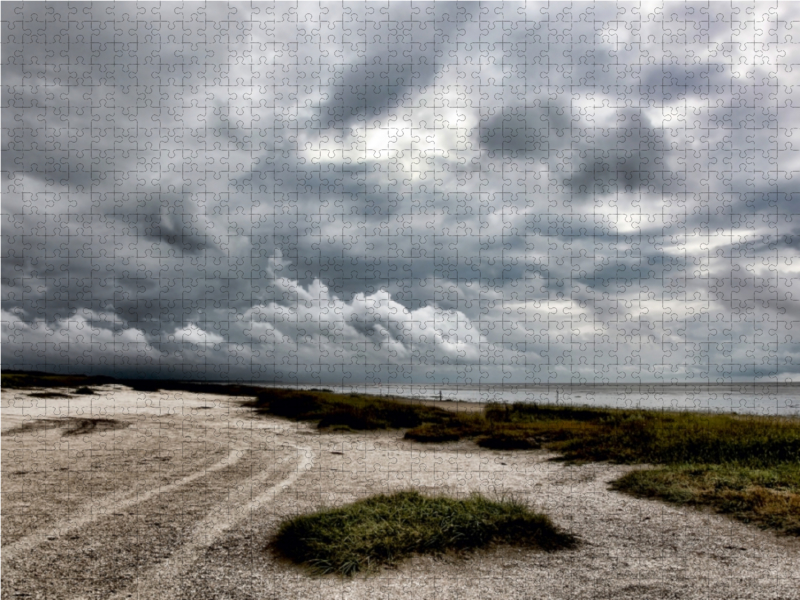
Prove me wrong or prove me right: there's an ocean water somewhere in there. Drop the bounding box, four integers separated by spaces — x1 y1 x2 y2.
265 382 800 416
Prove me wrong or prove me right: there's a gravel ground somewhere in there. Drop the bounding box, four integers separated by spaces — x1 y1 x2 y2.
2 387 798 600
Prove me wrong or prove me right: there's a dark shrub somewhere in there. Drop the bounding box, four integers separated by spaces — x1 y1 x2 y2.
405 416 486 443
318 410 385 430
404 423 462 443
260 392 320 419
477 431 542 450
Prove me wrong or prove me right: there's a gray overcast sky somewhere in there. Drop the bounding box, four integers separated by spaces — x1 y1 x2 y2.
3 2 800 384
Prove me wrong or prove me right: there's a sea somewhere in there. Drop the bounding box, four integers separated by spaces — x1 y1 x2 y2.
260 382 800 416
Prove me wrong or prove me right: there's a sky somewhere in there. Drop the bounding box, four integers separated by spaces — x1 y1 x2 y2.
3 1 800 385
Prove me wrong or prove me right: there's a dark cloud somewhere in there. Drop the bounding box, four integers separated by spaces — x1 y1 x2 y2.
3 2 799 383
479 102 572 157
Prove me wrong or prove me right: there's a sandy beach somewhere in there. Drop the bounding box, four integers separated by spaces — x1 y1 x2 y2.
2 385 798 600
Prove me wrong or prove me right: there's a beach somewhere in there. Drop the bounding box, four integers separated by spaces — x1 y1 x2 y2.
2 385 798 599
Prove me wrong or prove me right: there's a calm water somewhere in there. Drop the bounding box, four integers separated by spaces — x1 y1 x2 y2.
263 383 800 416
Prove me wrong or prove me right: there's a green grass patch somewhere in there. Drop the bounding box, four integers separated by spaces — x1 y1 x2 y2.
484 402 619 423
559 412 800 467
484 402 800 468
612 463 800 535
271 490 577 575
403 414 484 443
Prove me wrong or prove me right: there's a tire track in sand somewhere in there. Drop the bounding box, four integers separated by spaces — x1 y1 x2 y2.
2 446 247 562
98 443 315 600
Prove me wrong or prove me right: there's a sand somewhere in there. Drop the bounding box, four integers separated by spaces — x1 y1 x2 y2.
2 386 798 599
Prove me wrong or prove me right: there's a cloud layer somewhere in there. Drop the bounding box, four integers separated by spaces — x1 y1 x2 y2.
3 2 800 384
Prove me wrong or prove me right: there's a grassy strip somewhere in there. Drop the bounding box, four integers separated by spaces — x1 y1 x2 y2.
405 402 799 467
611 464 800 535
272 491 577 575
556 413 799 467
244 388 473 432
405 403 619 448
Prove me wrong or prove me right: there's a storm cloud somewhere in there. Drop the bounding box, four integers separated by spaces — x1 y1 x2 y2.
3 2 799 384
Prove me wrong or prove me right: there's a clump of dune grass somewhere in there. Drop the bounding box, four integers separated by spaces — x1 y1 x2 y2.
558 412 800 467
484 402 618 423
2 370 115 390
403 414 484 443
612 463 800 535
271 491 578 576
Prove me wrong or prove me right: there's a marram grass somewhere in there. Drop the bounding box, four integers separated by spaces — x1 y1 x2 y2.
271 491 578 576
612 463 800 535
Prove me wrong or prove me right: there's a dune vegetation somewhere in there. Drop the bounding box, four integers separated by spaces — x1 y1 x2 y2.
245 390 800 536
475 403 800 535
271 490 578 575
4 370 799 536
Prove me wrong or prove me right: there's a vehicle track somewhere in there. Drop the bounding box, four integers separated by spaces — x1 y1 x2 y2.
1 445 247 562
2 434 310 600
2 390 313 600
98 443 315 600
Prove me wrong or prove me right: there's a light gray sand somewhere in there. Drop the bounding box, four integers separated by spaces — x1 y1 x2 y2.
2 386 798 599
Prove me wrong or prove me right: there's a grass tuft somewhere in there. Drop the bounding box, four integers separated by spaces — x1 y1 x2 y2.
271 491 577 575
612 463 800 535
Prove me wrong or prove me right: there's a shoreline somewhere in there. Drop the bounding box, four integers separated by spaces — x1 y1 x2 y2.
4 370 799 416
